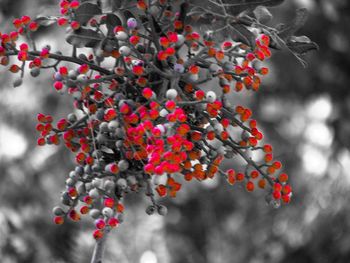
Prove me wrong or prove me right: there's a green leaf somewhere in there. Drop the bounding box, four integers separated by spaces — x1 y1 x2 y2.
229 23 256 48
34 16 57 26
278 8 308 40
223 0 285 16
66 28 103 48
287 41 319 55
74 2 101 25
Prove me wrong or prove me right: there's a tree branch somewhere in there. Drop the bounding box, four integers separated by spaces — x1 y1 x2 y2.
5 50 113 75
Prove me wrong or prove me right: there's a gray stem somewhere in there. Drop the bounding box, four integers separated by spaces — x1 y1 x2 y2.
90 230 109 263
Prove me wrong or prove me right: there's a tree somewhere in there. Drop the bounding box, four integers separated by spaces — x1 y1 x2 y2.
0 0 316 262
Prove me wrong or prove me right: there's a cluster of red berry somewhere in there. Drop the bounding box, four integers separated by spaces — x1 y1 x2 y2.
1 0 292 240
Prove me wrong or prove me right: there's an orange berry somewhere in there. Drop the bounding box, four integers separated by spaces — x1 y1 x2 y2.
278 173 288 183
215 51 225 61
250 170 259 179
264 153 273 163
258 179 266 189
260 67 269 75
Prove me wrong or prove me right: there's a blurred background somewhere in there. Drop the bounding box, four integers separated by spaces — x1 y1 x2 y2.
1 0 350 262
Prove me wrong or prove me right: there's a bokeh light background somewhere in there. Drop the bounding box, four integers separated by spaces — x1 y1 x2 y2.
1 0 350 262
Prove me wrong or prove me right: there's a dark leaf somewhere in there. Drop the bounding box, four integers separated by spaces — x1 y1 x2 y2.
200 23 228 42
178 2 190 24
290 35 311 43
100 145 114 154
139 15 149 27
229 23 256 48
111 0 123 11
253 6 273 23
223 0 285 16
106 14 122 35
75 2 101 25
152 16 165 36
268 32 284 49
34 16 57 26
204 0 228 15
187 6 206 17
278 8 308 40
66 28 103 48
123 10 136 21
275 23 286 31
287 41 319 55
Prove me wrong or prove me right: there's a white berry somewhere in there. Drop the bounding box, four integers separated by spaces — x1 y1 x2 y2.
115 31 128 41
206 91 216 103
166 89 178 100
119 46 131 56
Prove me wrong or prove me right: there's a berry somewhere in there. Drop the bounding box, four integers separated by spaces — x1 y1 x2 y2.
119 46 131 56
174 63 185 73
70 21 80 30
53 206 65 216
108 218 119 227
272 190 281 200
115 31 128 41
166 89 178 100
146 205 156 215
157 205 168 216
13 78 23 88
54 216 64 225
142 87 153 99
206 91 216 103
7 0 294 240
246 181 254 192
57 17 68 26
127 18 137 29
95 219 106 229
93 229 104 240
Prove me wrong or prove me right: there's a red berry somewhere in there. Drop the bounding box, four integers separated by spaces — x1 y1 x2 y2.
70 21 80 30
70 0 80 9
29 21 39 31
80 206 90 214
282 195 291 204
95 219 106 229
272 190 281 200
108 218 119 228
54 81 63 91
57 17 68 26
21 15 31 25
104 198 115 208
37 137 46 146
93 229 104 240
142 88 153 99
54 216 64 225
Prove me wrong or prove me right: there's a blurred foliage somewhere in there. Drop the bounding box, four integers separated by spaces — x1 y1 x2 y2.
1 0 350 263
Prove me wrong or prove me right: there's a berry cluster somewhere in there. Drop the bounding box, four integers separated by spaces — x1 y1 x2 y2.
1 0 293 240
